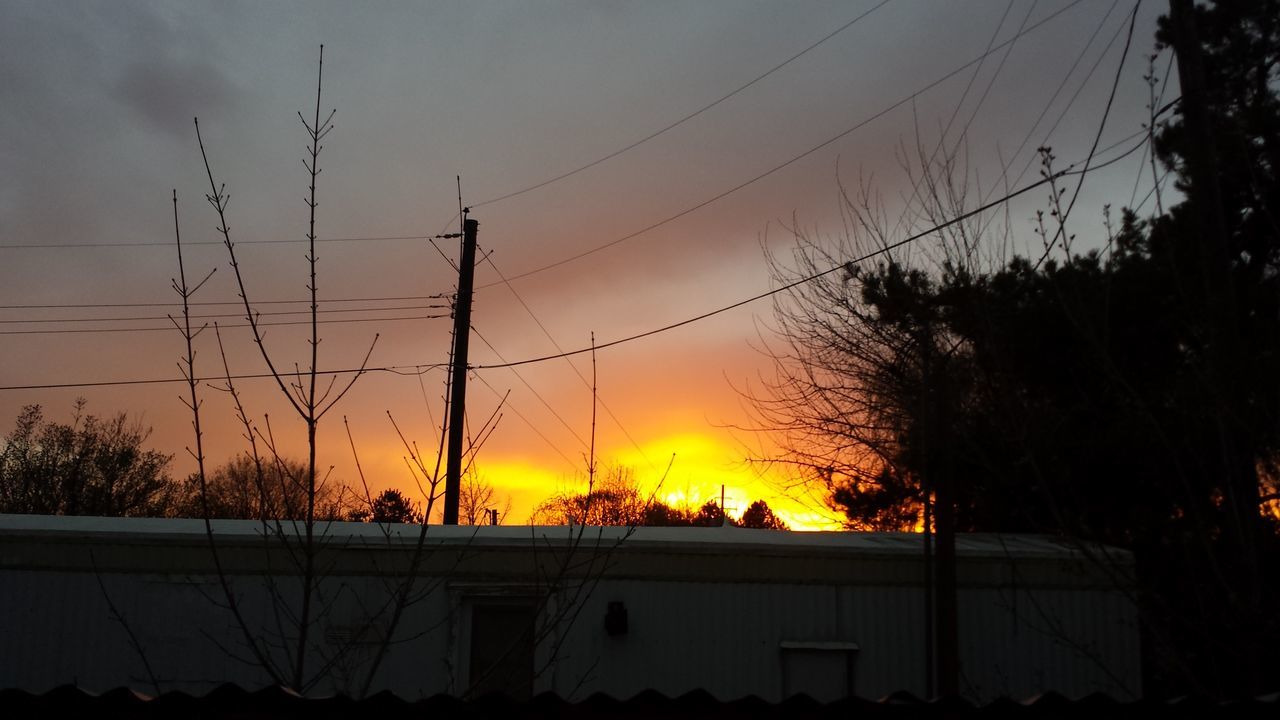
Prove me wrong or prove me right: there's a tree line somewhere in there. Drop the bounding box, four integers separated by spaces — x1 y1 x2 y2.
0 401 418 524
529 465 788 529
0 402 786 529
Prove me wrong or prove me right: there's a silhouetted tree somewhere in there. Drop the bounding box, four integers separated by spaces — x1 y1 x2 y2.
755 0 1280 696
738 500 788 530
530 466 650 525
181 46 384 693
365 488 419 523
459 469 510 525
689 500 727 527
0 401 176 517
175 455 349 521
531 478 790 530
641 501 695 526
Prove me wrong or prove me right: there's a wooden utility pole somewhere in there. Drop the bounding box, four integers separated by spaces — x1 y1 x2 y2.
443 217 479 525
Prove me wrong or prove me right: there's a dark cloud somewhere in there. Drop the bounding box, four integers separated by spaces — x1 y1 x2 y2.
116 58 239 140
0 0 1174 518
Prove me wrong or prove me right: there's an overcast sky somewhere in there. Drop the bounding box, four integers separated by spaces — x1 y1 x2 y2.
0 0 1172 526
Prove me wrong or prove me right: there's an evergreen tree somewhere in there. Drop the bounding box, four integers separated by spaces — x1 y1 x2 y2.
738 500 788 530
758 0 1279 696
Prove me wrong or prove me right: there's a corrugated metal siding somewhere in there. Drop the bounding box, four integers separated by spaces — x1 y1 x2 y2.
956 586 1139 701
0 568 459 697
546 578 1139 702
0 517 1140 702
553 581 853 700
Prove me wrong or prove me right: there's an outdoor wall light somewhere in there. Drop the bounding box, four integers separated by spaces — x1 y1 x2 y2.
605 600 628 636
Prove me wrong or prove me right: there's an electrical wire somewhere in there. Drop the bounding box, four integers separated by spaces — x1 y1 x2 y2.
479 250 661 473
477 0 1087 289
474 164 1070 371
0 294 448 310
886 0 1029 242
0 363 445 392
1063 131 1154 175
0 165 1062 391
970 0 1124 243
0 304 445 325
472 371 579 468
471 325 591 451
984 1 1135 220
0 1 878 256
0 313 446 336
1132 167 1172 214
1032 0 1141 269
6 3 891 258
469 0 896 210
1127 50 1176 210
0 234 454 250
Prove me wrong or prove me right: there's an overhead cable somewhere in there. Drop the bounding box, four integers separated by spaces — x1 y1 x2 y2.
0 234 454 250
479 250 662 473
0 304 445 325
0 313 446 336
479 0 1087 288
474 164 1075 371
0 363 445 392
0 138 1132 390
470 0 896 209
0 294 448 310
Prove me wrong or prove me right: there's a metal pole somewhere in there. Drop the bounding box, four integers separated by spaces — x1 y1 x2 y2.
443 217 478 525
721 484 726 527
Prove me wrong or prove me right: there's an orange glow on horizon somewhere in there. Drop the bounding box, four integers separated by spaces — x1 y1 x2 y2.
464 432 843 531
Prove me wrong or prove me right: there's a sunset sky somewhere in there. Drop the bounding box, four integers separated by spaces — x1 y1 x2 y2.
0 1 1172 528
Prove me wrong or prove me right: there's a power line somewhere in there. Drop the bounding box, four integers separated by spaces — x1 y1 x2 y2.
0 145 1107 389
0 363 445 392
0 234 453 250
1063 131 1155 176
0 294 448 310
1127 50 1176 210
885 0 1026 241
471 325 591 451
1132 167 1172 214
1010 0 1122 181
1033 0 1141 270
479 249 662 473
0 143 1116 391
469 0 896 209
972 0 1123 242
0 313 446 336
472 371 579 469
0 304 445 325
478 0 1087 289
988 1 1135 215
474 164 1071 372
0 139 1134 389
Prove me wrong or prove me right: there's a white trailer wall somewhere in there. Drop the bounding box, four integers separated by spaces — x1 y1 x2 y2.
0 516 1140 702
